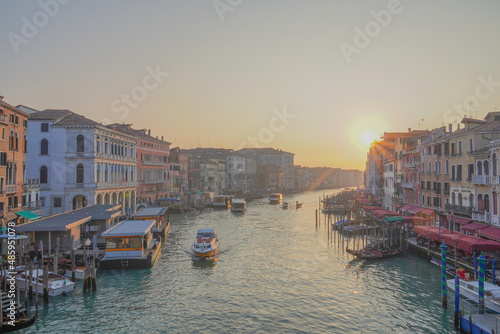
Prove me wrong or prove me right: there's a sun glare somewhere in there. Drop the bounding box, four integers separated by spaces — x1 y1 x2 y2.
361 131 377 146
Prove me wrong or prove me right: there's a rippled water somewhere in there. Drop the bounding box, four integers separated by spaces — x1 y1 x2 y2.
26 189 457 333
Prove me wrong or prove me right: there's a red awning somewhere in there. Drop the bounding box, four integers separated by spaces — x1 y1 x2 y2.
461 222 488 233
440 233 465 248
401 204 413 212
414 226 451 240
453 217 472 225
420 208 435 216
472 238 500 253
407 206 422 214
480 226 500 243
392 203 402 208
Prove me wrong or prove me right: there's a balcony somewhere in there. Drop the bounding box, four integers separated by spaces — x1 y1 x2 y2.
402 182 415 189
6 185 18 194
96 181 138 190
403 163 416 168
444 188 450 195
0 115 7 124
472 175 489 185
95 153 136 163
143 179 166 184
26 201 42 210
24 178 40 189
445 203 473 216
472 211 491 223
142 161 165 166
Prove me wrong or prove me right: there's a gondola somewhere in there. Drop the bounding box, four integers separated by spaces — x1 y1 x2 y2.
346 246 408 259
295 202 302 209
1 307 38 333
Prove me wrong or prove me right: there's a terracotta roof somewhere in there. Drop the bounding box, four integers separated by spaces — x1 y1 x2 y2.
52 112 100 126
29 109 72 121
0 100 30 117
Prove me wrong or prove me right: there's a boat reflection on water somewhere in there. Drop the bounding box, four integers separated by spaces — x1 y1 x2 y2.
192 256 218 269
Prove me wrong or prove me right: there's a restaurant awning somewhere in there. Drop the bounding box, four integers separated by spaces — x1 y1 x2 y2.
480 226 500 243
453 217 472 225
419 208 435 216
4 212 17 221
407 206 422 214
461 222 488 233
15 210 41 221
401 204 413 212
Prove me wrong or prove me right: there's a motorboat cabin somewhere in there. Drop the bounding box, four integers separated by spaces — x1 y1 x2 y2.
231 198 246 213
269 193 283 204
212 195 232 209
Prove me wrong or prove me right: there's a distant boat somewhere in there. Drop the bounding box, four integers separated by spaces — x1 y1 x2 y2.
269 193 283 204
282 202 289 209
231 198 246 213
213 195 232 209
346 246 407 260
296 202 303 209
192 229 219 258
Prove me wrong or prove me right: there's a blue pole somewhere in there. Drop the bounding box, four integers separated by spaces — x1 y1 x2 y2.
441 243 448 308
474 253 478 280
493 258 496 285
454 275 460 330
479 254 486 314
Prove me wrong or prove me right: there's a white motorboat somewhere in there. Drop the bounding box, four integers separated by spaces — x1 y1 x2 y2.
192 229 219 258
16 269 75 297
269 193 283 204
447 278 500 313
231 198 246 213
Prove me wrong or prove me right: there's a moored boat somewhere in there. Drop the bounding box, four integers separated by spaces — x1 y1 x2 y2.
446 278 500 313
192 229 219 258
15 269 75 296
269 193 283 204
282 202 289 209
346 246 408 259
212 195 232 209
295 201 303 208
231 198 246 213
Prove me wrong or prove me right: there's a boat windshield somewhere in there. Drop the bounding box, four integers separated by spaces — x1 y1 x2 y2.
197 232 215 238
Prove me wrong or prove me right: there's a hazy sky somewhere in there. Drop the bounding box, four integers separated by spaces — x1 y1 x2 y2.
2 1 500 170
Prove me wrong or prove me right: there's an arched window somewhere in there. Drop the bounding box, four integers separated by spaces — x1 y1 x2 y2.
445 160 449 174
458 193 463 206
493 154 498 177
484 194 490 212
484 160 490 176
96 136 101 153
478 194 484 211
469 194 474 208
77 135 85 153
477 161 483 175
97 164 101 183
451 192 456 205
104 138 109 154
40 139 48 155
76 164 84 184
40 166 48 184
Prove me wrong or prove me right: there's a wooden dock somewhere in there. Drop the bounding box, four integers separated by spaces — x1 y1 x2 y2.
460 314 499 334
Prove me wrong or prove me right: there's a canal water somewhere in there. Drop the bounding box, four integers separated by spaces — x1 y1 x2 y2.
26 189 457 333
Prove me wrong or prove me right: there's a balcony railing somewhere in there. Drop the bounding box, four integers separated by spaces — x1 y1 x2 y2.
402 182 415 189
472 175 489 185
95 153 137 163
24 178 40 188
26 201 42 210
143 179 167 184
142 161 165 166
472 211 491 223
403 163 416 168
6 185 17 194
96 181 138 190
445 203 473 216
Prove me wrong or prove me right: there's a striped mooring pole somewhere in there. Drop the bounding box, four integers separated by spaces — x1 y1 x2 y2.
454 275 460 330
473 253 478 280
493 258 496 285
479 254 486 315
441 243 447 308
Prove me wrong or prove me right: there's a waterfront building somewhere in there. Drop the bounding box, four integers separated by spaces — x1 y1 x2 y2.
0 98 30 223
257 164 285 192
238 148 295 191
226 153 247 192
168 147 189 198
488 139 500 226
27 110 138 216
107 124 170 207
418 127 450 226
382 158 396 211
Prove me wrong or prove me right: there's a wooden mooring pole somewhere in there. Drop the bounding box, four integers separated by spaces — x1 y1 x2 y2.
43 265 49 304
70 235 76 282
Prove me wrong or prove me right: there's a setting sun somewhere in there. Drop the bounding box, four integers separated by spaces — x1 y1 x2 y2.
361 131 377 146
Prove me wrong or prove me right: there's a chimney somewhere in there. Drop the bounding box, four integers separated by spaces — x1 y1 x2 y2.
148 129 151 136
162 136 164 141
408 128 411 132
457 123 460 131
0 96 3 101
448 124 452 133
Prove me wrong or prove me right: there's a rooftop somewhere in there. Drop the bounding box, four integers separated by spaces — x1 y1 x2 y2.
102 220 156 237
133 207 167 217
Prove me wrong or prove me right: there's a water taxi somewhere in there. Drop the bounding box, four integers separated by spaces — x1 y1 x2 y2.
132 207 171 239
100 220 161 269
269 193 283 204
15 269 75 296
212 195 232 209
192 229 219 258
446 278 500 313
231 198 246 213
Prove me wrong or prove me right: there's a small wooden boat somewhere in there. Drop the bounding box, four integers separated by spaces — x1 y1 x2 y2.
1 307 38 333
346 246 408 259
282 203 289 209
295 202 302 209
15 269 75 296
192 229 219 258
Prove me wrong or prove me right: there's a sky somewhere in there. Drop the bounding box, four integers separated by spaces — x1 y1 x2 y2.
2 1 500 170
